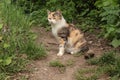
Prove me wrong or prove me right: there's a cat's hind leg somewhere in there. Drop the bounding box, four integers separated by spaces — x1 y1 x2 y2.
70 49 80 54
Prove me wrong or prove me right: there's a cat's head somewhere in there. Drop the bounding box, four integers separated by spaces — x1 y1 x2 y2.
47 10 62 24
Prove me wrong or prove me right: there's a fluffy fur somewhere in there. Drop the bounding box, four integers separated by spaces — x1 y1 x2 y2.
47 10 88 56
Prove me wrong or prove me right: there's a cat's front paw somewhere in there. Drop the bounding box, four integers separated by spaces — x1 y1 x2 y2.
57 53 64 56
70 52 75 54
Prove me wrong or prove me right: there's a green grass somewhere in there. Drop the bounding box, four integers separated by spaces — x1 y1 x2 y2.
49 59 75 67
49 60 65 67
24 42 47 60
49 60 66 73
0 0 47 79
75 51 120 80
87 52 117 66
75 68 98 80
87 57 99 65
49 59 75 73
3 56 28 73
0 73 7 80
0 55 28 80
98 52 116 65
66 59 75 66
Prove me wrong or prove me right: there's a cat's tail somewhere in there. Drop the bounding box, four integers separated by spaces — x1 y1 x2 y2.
84 49 95 60
80 45 95 60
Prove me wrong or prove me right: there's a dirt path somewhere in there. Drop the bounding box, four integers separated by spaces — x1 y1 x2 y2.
27 27 104 80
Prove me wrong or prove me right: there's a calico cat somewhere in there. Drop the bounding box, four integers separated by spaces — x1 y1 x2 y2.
47 10 91 57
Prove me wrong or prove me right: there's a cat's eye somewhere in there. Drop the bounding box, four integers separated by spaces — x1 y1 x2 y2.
53 18 56 19
48 18 51 20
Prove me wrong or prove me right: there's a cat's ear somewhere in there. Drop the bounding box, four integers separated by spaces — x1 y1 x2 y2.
47 10 50 14
56 10 61 14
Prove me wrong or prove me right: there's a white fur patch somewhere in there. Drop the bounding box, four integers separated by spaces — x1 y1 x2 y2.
50 17 66 39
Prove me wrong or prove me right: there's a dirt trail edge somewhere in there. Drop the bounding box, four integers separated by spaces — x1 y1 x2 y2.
28 27 104 80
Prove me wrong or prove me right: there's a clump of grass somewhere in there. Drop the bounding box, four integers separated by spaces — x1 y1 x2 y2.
98 52 120 77
66 59 75 66
49 60 66 73
110 75 120 80
99 52 120 78
76 51 120 80
98 52 116 65
87 57 99 65
49 60 65 67
0 73 7 80
0 55 28 80
107 58 120 77
76 75 87 80
24 42 47 60
19 75 28 80
95 52 120 77
75 68 98 80
3 56 28 73
87 52 117 66
87 52 116 65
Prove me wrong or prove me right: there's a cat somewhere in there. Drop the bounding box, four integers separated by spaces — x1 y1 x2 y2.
47 10 92 57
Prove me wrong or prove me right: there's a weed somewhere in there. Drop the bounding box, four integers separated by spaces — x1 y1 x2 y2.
97 52 120 78
98 52 116 65
24 42 47 60
87 58 99 65
3 56 28 73
58 67 66 73
66 59 75 66
20 75 28 80
49 60 66 73
107 58 120 77
0 73 7 80
75 68 98 80
110 75 120 80
88 52 118 66
77 68 96 75
49 60 65 68
76 51 120 80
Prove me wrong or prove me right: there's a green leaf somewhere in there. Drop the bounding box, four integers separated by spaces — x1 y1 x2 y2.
104 27 115 38
4 43 10 48
107 27 115 33
0 36 2 41
95 0 103 8
111 38 120 48
0 23 3 29
0 59 3 63
103 0 111 6
29 33 37 40
116 29 120 33
4 57 12 65
5 0 11 4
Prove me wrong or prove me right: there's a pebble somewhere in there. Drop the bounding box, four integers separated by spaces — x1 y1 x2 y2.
88 41 93 44
44 68 48 71
34 68 38 71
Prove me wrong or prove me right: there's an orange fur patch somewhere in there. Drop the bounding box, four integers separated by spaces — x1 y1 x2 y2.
48 11 62 21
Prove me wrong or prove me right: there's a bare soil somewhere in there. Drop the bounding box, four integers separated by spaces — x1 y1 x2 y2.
16 27 118 80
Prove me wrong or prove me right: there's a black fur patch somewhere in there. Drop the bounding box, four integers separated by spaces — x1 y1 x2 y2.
81 45 89 53
57 27 69 41
84 53 95 59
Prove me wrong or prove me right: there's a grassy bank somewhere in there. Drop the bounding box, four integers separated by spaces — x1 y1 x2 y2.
0 0 47 79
